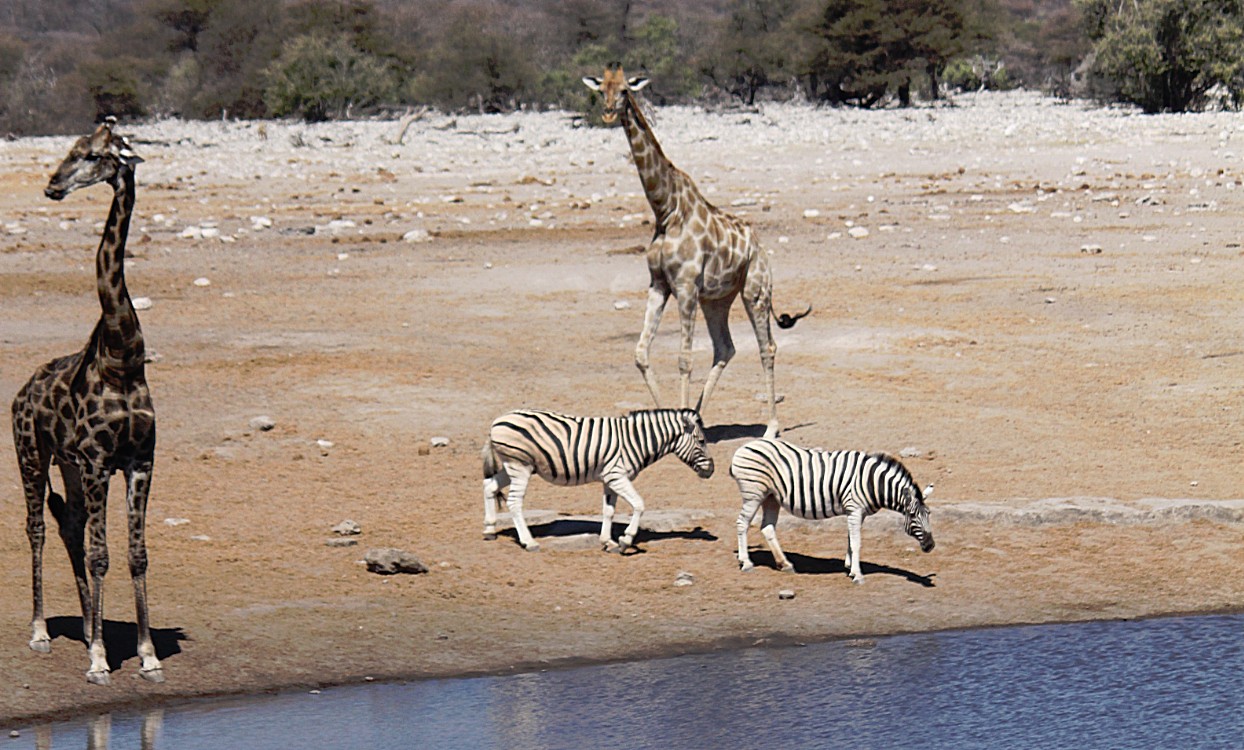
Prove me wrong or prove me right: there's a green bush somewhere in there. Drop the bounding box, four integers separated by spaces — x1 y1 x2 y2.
262 32 396 121
1079 0 1244 112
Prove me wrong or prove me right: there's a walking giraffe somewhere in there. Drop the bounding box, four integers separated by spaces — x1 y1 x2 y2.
583 64 808 438
11 117 164 684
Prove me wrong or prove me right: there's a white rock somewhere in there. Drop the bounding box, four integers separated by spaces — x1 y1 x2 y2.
316 439 334 449
331 520 361 536
613 300 632 310
1080 244 1103 254
674 571 695 587
132 296 153 311
847 226 870 239
248 415 276 431
778 589 796 600
163 518 191 526
402 228 430 242
802 209 821 219
190 535 211 542
193 277 211 287
430 436 450 448
180 226 203 239
900 447 923 458
200 227 220 239
250 216 272 229
1007 202 1036 214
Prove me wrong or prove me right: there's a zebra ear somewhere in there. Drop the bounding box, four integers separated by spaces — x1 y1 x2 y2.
922 484 934 499
693 392 704 415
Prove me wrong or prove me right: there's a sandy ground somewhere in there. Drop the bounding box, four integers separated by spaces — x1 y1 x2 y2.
1 92 1242 726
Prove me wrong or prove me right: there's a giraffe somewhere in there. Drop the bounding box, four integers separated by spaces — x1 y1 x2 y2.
582 64 808 438
10 117 164 685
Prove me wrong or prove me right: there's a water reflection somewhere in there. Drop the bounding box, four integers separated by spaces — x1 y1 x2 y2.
27 710 161 750
11 614 1244 750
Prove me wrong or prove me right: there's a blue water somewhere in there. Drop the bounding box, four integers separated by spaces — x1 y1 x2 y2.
9 613 1244 749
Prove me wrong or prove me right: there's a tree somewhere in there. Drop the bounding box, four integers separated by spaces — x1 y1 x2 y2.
262 32 396 120
806 0 993 106
703 0 816 105
1078 0 1244 112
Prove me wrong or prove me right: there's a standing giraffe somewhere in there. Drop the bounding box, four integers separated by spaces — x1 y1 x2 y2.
583 65 808 438
11 117 164 685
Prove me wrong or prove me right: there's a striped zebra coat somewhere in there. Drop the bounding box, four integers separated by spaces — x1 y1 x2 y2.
730 437 933 584
482 408 714 553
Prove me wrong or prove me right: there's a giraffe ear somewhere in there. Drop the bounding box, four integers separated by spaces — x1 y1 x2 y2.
582 76 602 91
627 76 650 92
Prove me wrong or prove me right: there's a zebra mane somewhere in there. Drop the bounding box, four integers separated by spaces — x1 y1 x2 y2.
626 407 696 419
867 452 924 506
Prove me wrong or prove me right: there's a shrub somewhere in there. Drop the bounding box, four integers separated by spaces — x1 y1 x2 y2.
262 32 396 120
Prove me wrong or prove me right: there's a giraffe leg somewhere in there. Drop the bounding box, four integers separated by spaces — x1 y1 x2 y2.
80 466 112 685
697 296 736 418
56 462 93 643
13 420 52 653
674 292 700 410
502 463 539 551
635 281 671 407
126 464 164 682
600 487 619 551
741 272 779 438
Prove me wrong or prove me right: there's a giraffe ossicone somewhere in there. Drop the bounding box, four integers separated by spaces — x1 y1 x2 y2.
12 117 164 685
583 64 807 437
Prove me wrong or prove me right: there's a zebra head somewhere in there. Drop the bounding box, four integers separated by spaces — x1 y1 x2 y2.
674 410 714 478
902 484 935 553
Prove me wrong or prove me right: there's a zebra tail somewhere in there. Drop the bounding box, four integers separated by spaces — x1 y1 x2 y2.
771 304 812 330
481 440 502 479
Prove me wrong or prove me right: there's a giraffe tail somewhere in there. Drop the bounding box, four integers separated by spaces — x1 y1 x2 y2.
772 304 812 329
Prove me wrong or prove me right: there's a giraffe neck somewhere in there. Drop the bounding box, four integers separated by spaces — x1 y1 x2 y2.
93 166 144 377
619 91 683 228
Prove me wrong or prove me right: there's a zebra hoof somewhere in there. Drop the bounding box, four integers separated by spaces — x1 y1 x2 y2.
851 576 865 586
603 540 620 553
29 638 51 654
482 533 497 541
523 542 541 553
739 562 755 573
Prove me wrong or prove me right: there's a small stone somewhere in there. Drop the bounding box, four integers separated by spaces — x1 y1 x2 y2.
193 277 211 287
802 209 821 218
190 534 211 542
484 262 493 269
613 300 632 310
249 415 276 431
1044 297 1056 304
900 447 922 458
316 439 334 450
1190 480 1199 487
325 538 358 548
1080 244 1104 254
674 571 695 587
132 296 153 311
9 730 19 738
430 436 450 448
778 589 796 600
847 226 870 239
754 392 786 403
200 227 220 239
332 520 361 536
180 226 203 239
402 228 430 243
163 517 190 526
365 548 429 575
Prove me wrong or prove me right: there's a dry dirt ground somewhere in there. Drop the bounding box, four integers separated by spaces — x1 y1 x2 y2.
0 93 1242 726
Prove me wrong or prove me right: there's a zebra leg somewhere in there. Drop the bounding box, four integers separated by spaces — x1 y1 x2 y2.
736 494 762 571
600 487 619 551
502 463 539 552
846 510 865 584
603 475 645 552
482 471 509 540
759 497 794 572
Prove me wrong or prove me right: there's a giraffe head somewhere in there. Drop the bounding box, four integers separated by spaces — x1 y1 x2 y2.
582 63 650 124
45 116 143 201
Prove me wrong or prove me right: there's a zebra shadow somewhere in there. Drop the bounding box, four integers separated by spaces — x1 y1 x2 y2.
705 422 815 444
747 550 936 587
47 616 188 671
498 519 718 552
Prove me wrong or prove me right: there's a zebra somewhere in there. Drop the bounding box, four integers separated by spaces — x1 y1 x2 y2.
729 437 934 584
482 408 714 553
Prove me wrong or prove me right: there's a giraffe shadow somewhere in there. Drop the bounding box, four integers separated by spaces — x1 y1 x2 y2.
747 550 936 587
47 616 188 671
498 519 718 552
705 421 816 444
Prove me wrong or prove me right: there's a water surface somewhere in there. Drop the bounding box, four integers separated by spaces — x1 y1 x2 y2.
10 613 1244 749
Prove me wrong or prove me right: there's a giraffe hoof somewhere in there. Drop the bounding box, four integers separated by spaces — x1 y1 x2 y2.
141 667 166 684
482 533 497 541
29 638 51 654
86 669 111 686
780 564 796 574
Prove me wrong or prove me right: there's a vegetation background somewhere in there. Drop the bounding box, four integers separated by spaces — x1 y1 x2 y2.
0 0 1241 134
